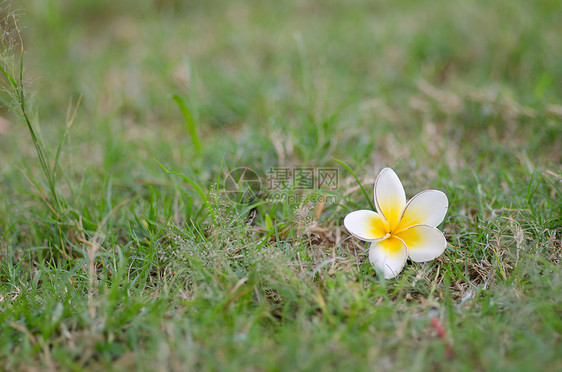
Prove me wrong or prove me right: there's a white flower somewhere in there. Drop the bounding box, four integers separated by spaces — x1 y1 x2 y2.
344 168 448 279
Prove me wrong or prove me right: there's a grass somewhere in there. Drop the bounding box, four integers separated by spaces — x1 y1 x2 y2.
0 0 561 370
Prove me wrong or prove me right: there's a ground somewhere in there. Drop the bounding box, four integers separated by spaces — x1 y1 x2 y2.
0 0 561 371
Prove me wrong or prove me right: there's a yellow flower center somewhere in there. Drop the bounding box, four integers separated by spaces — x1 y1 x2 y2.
378 235 404 257
370 212 421 256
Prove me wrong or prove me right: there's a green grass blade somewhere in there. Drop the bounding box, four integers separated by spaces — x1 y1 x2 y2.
172 94 201 154
156 160 216 224
0 63 17 89
333 158 376 211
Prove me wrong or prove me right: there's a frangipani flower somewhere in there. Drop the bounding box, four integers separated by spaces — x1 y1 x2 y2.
344 168 448 279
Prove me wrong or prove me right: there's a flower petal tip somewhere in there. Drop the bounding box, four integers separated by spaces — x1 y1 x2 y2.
344 210 389 242
369 238 407 279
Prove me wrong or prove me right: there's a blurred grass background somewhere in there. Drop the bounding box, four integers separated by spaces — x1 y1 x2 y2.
0 0 561 371
4 0 561 174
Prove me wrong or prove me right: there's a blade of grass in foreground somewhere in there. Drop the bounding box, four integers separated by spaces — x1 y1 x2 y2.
1 18 62 212
333 158 376 211
156 160 216 224
172 94 201 155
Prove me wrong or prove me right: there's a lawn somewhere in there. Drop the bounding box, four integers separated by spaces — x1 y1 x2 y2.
0 0 561 371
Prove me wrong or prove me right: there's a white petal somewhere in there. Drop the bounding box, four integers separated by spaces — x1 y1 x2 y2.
368 237 408 279
395 224 447 262
396 190 448 231
344 210 389 242
374 168 406 231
